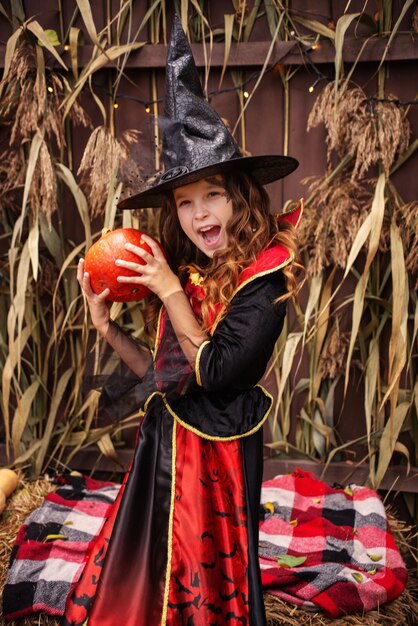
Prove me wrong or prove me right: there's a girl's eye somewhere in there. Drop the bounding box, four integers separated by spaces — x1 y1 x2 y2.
178 199 190 207
208 191 220 198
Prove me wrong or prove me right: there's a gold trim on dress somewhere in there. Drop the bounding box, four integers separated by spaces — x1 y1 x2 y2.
143 390 162 412
294 200 303 229
195 340 211 387
162 385 273 441
153 306 164 359
277 198 303 220
160 418 177 625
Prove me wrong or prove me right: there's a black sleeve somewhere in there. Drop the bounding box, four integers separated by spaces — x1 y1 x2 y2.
197 271 287 392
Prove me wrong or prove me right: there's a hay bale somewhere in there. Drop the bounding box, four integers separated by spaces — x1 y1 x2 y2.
265 586 418 625
0 479 417 626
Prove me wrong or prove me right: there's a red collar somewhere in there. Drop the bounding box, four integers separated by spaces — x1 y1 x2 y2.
183 243 292 330
238 244 292 286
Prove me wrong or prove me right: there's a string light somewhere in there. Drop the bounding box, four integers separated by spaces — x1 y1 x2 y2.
113 102 119 109
89 50 301 112
21 39 418 121
297 44 329 93
64 45 70 51
75 41 418 114
88 44 330 110
364 96 418 106
308 77 324 94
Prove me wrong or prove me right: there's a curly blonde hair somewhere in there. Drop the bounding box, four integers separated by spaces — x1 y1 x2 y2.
144 171 301 334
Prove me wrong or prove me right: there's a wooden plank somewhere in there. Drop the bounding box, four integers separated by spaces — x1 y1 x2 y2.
0 34 417 69
1 443 417 491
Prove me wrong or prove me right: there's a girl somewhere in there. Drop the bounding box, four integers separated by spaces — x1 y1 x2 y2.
63 16 300 626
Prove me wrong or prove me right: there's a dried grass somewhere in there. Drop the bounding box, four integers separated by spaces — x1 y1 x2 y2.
299 162 417 283
28 140 58 223
0 149 26 213
319 324 350 379
1 45 39 144
308 83 411 179
299 174 372 276
373 192 418 286
0 42 90 220
78 126 143 217
265 586 418 625
0 480 417 626
0 44 89 151
38 256 60 299
373 100 410 177
392 201 418 284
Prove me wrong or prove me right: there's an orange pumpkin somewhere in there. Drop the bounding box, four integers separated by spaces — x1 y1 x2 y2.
0 469 18 497
84 228 161 302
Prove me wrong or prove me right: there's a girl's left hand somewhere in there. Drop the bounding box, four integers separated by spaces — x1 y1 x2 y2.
115 233 181 300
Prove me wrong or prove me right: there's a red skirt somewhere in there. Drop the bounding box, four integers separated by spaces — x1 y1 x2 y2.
62 394 266 625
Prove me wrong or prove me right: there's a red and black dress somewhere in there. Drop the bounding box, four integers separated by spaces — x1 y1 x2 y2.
62 243 292 626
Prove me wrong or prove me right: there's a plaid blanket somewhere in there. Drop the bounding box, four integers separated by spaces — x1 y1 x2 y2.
3 469 407 620
2 474 120 621
259 468 407 617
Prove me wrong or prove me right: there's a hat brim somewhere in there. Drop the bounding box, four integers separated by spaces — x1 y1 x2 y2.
117 155 299 210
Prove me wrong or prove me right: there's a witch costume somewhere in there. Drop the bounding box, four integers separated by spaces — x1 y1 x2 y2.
62 15 299 626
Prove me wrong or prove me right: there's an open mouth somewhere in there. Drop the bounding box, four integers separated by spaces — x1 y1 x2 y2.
199 225 221 244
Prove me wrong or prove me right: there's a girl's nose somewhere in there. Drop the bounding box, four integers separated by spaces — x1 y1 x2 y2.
194 201 209 219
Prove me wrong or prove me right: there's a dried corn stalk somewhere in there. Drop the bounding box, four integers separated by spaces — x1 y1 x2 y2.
308 82 410 178
77 126 143 217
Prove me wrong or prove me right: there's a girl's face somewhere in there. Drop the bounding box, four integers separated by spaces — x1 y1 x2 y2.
173 176 233 258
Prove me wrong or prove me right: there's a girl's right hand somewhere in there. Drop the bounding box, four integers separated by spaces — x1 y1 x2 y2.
77 258 111 336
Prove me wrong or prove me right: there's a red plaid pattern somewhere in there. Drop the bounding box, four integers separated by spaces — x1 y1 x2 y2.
3 474 119 621
259 469 407 617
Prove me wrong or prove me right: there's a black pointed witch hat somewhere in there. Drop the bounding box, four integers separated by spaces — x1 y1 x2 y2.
118 15 298 210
